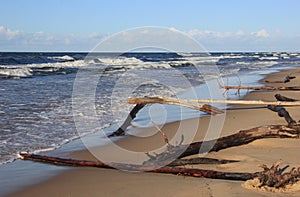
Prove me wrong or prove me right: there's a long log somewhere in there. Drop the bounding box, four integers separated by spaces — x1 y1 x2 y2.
127 97 224 114
20 152 300 187
110 96 300 137
109 97 224 137
19 152 257 181
219 84 300 91
182 124 300 158
128 96 300 107
144 124 300 161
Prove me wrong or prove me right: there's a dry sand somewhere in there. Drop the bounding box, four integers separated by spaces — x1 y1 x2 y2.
9 67 300 197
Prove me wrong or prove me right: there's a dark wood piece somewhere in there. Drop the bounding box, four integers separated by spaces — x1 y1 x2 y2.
108 104 145 137
257 161 300 188
267 105 296 126
19 153 256 181
275 94 298 102
168 157 238 167
265 75 296 83
158 124 300 159
219 84 300 91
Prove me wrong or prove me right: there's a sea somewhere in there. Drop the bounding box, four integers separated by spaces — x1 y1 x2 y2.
0 51 300 166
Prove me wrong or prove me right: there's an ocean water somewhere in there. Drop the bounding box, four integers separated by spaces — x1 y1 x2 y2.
0 52 300 165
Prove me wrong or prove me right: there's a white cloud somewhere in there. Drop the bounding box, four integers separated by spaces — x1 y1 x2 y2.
250 29 269 38
236 30 245 37
0 25 299 52
187 29 272 40
187 29 236 39
0 26 22 39
0 25 106 51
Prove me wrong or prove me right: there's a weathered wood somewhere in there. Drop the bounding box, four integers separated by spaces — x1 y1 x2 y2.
168 124 300 159
19 152 256 181
19 152 112 168
257 161 300 188
110 96 300 137
267 94 298 126
267 105 296 126
109 97 224 137
168 157 239 167
19 123 300 184
219 84 300 91
128 96 300 107
108 104 145 137
125 124 300 165
19 152 300 187
265 75 296 83
127 97 224 115
275 94 298 102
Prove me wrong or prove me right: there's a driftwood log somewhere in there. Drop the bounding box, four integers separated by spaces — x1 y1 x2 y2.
146 124 300 162
20 123 300 181
19 152 300 186
109 97 224 137
109 104 145 137
127 97 224 114
265 94 298 126
219 84 300 91
275 94 299 102
265 75 296 83
19 152 256 180
109 96 300 137
267 105 296 126
127 97 300 107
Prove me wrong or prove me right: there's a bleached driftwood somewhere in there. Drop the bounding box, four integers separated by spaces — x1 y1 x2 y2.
127 96 300 107
127 97 224 114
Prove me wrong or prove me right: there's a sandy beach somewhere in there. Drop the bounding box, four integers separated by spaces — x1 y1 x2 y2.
7 67 300 197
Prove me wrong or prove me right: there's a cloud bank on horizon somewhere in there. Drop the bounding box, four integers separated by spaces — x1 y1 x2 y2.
1 25 299 52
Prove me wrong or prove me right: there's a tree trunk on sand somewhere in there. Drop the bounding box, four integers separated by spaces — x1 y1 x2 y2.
19 152 257 181
20 124 300 181
127 97 300 107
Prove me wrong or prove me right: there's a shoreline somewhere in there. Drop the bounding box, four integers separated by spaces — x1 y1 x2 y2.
4 66 300 196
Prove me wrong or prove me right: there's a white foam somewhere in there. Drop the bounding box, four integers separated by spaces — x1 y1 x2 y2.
0 60 87 78
97 56 143 65
289 53 298 56
236 61 249 65
48 55 75 61
259 56 279 60
177 52 193 57
0 67 33 77
32 146 58 154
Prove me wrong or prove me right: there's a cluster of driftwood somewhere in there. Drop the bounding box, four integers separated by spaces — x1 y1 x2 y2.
20 79 300 190
220 74 298 96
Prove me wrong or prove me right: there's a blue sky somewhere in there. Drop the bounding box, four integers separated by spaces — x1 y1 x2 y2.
1 0 300 52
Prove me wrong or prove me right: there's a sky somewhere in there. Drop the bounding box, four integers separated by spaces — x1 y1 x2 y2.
0 0 300 52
